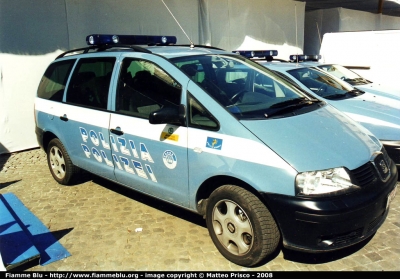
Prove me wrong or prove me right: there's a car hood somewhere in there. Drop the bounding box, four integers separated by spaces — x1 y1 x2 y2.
240 105 381 172
356 87 400 108
357 83 400 99
328 93 400 141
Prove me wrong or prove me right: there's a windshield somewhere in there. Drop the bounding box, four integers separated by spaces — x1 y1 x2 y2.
287 67 363 100
317 64 371 85
171 54 320 119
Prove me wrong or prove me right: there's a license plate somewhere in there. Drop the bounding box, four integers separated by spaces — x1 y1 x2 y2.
386 185 397 210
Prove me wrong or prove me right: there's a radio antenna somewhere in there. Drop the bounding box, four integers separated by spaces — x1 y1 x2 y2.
295 4 299 65
161 0 194 47
316 21 324 62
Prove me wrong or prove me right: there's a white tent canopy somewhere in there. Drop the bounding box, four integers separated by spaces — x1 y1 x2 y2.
0 0 305 154
2 1 400 154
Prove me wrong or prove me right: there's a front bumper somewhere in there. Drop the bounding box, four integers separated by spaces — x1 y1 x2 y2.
261 158 398 253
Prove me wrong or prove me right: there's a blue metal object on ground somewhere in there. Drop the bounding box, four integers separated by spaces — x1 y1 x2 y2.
0 193 71 269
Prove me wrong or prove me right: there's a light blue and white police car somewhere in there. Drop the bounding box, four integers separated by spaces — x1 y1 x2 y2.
35 36 398 267
289 54 400 100
252 55 400 171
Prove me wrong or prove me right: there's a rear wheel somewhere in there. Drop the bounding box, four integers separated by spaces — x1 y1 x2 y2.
206 185 280 267
47 138 78 185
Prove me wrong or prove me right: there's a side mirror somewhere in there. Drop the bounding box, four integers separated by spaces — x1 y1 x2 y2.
149 104 186 125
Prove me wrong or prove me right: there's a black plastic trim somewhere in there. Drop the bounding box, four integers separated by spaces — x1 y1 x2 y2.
35 126 44 149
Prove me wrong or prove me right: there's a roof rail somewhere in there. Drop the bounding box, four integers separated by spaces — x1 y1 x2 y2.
55 44 152 59
174 44 225 51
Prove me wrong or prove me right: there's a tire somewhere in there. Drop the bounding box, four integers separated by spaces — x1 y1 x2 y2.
47 138 79 185
205 185 280 267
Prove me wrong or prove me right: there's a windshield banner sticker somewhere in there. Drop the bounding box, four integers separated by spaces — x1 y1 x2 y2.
206 137 223 150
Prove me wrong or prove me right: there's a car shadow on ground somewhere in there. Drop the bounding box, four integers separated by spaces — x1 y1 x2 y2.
87 173 207 228
0 153 11 173
0 180 21 190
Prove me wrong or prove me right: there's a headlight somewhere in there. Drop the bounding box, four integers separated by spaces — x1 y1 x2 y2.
296 167 360 196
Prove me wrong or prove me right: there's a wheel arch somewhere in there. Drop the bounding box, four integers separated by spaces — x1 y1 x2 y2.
195 175 269 217
42 131 58 152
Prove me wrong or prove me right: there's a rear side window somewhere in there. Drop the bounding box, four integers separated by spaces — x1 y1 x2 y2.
37 59 76 101
66 57 116 110
116 58 182 118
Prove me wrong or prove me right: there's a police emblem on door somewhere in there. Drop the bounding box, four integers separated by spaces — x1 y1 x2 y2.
163 150 177 169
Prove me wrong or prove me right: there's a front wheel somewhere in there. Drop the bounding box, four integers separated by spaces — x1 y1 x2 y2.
47 138 79 185
206 185 280 267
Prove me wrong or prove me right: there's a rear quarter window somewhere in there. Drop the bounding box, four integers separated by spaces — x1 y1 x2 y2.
37 59 76 101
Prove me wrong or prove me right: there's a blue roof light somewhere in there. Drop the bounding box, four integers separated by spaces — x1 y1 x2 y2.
233 50 278 58
86 34 177 46
289 54 321 62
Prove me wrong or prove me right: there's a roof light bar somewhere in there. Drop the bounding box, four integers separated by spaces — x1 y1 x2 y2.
86 34 177 46
233 50 278 58
289 54 321 62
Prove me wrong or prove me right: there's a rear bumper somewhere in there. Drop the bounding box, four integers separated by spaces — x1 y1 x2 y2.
261 159 398 253
35 126 44 150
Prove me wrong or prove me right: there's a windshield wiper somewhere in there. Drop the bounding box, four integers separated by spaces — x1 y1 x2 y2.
346 89 365 96
324 89 364 100
265 98 321 118
269 97 319 108
348 77 369 85
324 93 347 100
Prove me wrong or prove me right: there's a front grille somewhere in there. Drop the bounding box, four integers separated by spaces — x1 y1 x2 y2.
350 147 392 187
333 228 363 246
350 162 375 187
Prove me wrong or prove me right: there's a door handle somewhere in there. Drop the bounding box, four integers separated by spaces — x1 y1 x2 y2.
110 127 124 135
60 114 68 121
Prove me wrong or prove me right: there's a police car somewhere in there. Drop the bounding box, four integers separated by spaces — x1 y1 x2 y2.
289 54 400 100
251 54 400 171
35 36 398 267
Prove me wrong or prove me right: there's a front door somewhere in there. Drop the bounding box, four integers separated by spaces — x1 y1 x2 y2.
110 57 189 206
